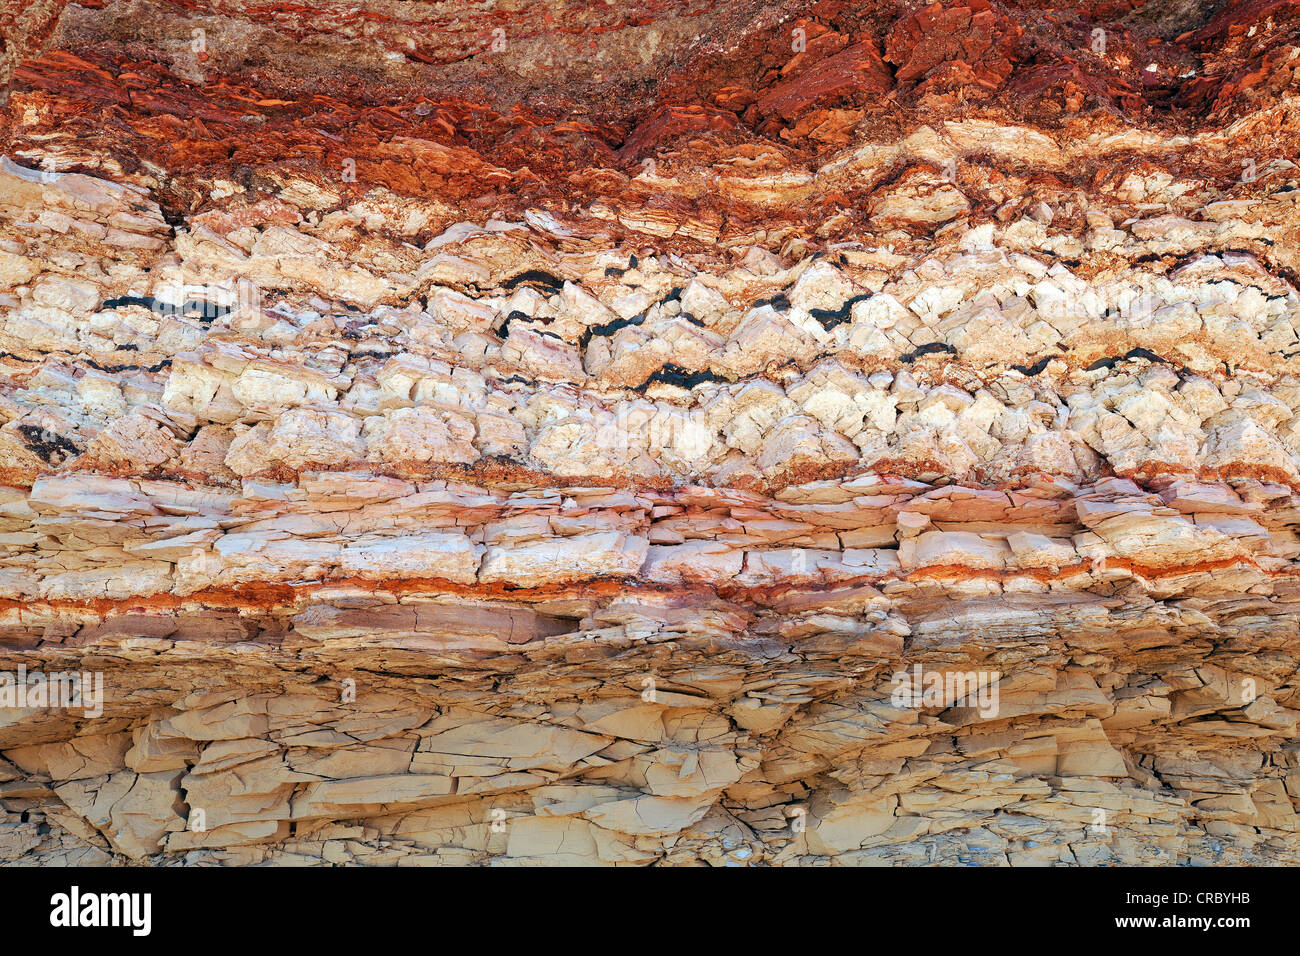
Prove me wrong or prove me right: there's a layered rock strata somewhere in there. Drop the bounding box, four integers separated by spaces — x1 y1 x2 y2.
1 0 1300 865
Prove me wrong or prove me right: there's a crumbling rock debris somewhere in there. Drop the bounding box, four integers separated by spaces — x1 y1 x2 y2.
0 0 1299 866
884 0 1022 97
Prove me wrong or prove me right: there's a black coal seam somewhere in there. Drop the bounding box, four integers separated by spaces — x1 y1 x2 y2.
101 296 230 323
754 291 791 310
1086 347 1172 371
809 293 871 330
495 321 568 342
635 363 729 391
899 342 957 363
501 270 567 293
101 295 161 309
16 425 83 463
579 312 645 349
479 341 1194 402
82 358 143 373
496 310 532 339
497 316 568 342
1011 355 1056 376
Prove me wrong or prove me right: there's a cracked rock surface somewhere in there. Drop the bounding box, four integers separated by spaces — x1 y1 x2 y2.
2 0 1300 865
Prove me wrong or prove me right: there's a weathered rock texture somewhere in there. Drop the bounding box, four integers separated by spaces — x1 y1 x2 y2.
1 0 1300 866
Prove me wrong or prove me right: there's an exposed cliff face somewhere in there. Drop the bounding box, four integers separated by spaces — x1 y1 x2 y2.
1 0 1300 866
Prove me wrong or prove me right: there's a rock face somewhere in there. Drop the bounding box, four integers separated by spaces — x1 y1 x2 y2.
1 0 1300 866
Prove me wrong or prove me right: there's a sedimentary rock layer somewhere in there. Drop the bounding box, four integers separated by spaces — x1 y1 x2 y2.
1 0 1300 865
